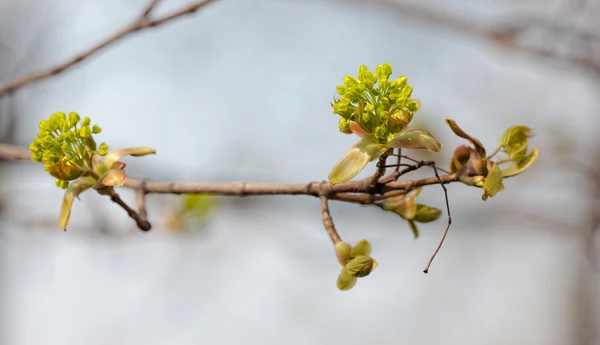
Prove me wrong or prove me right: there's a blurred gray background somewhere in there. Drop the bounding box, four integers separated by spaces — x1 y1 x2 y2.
1 0 599 344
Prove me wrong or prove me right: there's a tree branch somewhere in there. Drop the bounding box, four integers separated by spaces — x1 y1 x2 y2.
351 0 600 75
0 0 215 97
0 143 460 223
320 193 341 244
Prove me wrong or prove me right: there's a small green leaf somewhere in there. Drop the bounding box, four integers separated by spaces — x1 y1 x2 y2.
501 148 540 177
387 129 442 152
500 125 531 148
445 118 486 156
337 268 357 291
328 138 387 186
413 204 442 223
482 162 504 200
59 177 96 231
382 187 422 220
350 239 372 258
408 220 419 239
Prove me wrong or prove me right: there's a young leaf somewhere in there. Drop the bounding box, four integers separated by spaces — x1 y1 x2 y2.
500 126 532 148
102 147 156 173
413 204 442 223
58 177 96 230
387 129 442 152
482 162 504 200
445 118 486 156
501 148 540 177
328 138 387 186
382 187 422 220
408 220 419 239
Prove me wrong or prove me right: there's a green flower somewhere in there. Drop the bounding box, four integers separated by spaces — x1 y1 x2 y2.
335 240 378 291
30 112 156 230
329 63 441 186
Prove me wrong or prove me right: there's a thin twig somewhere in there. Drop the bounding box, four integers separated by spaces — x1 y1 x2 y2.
423 162 452 273
108 190 152 231
400 155 450 174
135 180 148 221
0 0 215 97
320 193 341 244
141 0 162 18
394 148 402 173
370 149 392 188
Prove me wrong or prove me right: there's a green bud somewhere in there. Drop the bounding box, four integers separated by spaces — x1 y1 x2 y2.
338 118 350 133
357 65 376 88
335 242 352 266
406 99 421 113
350 239 372 257
362 111 371 123
49 114 61 130
375 62 393 81
396 76 407 88
332 100 351 117
41 136 54 149
38 120 49 131
345 255 378 278
82 117 91 126
364 104 375 113
31 152 43 162
374 126 388 141
98 143 109 156
79 126 92 138
92 124 102 134
29 143 39 153
379 97 390 109
337 269 357 291
353 83 366 94
343 76 358 87
56 179 69 189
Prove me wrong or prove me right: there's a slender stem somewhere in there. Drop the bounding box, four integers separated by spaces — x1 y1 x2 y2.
423 163 452 273
108 189 152 231
320 195 341 244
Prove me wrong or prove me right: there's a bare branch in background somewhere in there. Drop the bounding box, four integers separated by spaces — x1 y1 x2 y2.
349 0 600 74
0 0 216 97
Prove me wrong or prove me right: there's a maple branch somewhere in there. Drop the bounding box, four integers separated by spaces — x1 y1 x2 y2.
0 142 460 221
0 0 215 97
320 193 341 244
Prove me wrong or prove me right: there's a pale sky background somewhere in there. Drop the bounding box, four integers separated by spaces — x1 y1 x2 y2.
1 0 599 344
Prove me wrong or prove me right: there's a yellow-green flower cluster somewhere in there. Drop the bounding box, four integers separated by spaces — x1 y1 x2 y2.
29 112 107 189
332 63 421 143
